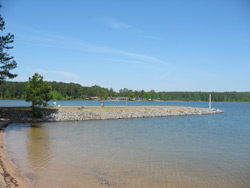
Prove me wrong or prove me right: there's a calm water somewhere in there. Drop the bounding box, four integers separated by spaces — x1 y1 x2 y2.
4 102 250 188
0 99 212 108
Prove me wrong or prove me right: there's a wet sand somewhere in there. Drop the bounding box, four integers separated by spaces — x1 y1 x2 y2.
0 121 30 188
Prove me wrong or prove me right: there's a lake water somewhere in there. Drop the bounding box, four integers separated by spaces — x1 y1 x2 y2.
4 101 250 188
0 99 212 108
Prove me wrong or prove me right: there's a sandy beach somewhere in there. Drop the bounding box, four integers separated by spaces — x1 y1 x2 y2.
0 121 30 188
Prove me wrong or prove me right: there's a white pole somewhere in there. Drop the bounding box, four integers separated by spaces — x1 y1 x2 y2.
209 94 211 109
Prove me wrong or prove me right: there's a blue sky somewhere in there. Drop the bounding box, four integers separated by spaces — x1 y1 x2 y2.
1 0 250 92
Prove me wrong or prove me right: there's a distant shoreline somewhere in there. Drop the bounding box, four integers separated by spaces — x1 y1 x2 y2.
1 81 250 102
0 99 249 103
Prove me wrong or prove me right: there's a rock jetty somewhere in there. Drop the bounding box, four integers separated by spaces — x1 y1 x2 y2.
0 106 222 123
46 106 222 121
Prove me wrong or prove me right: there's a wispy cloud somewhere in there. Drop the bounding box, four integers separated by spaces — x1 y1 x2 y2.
15 33 55 43
160 73 169 80
110 49 166 65
15 29 167 65
75 42 167 64
106 58 149 65
147 35 160 40
98 18 142 32
36 69 79 79
97 18 160 40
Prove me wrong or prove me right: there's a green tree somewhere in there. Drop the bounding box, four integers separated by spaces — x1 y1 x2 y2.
160 93 166 101
4 89 10 99
104 93 109 100
149 89 156 100
65 95 72 100
119 88 129 97
140 90 145 98
143 92 151 100
52 90 62 100
24 73 52 107
109 88 114 97
128 92 135 100
0 4 17 84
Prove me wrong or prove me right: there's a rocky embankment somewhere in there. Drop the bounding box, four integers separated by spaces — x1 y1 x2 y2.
0 106 222 122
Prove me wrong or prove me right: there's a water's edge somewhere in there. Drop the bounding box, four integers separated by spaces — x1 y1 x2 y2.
0 121 31 188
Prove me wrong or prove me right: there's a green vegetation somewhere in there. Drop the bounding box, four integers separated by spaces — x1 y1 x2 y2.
24 73 52 117
0 81 250 102
0 4 17 84
128 92 135 100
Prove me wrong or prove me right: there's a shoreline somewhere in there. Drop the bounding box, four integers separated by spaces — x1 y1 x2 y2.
0 106 222 187
0 121 30 188
0 99 249 103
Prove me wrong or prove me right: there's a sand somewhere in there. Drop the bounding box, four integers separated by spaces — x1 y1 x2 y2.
0 121 30 188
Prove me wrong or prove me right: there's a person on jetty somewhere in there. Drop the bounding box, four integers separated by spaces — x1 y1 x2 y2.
53 101 56 107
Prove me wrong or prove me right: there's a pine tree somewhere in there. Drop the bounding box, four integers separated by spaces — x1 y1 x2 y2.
24 73 52 107
0 4 17 84
24 73 52 118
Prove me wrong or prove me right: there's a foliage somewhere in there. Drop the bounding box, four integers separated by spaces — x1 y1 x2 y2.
160 93 166 101
0 4 17 84
128 92 135 100
32 106 43 118
119 88 129 97
4 89 10 99
24 73 52 107
143 92 151 100
0 81 26 99
1 80 250 102
104 94 109 100
52 90 62 100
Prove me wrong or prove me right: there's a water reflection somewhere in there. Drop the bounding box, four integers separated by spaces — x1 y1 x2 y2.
26 123 52 172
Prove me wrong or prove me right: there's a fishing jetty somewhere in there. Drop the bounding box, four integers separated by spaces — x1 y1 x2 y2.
0 106 222 123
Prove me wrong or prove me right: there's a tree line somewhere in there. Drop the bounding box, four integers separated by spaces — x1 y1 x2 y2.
0 81 250 102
